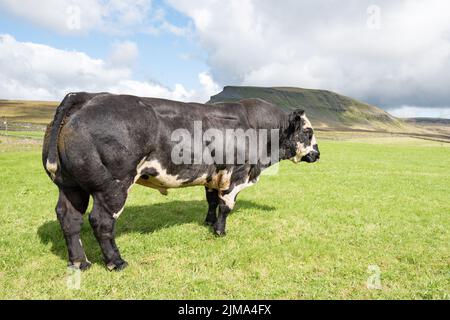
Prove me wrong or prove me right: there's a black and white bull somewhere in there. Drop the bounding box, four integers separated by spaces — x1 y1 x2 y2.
43 92 320 271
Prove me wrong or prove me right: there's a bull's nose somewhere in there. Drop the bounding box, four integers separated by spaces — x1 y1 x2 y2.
311 151 320 162
300 150 320 163
313 144 320 160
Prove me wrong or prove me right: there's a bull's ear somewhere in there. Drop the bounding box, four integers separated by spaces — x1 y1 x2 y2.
288 109 305 130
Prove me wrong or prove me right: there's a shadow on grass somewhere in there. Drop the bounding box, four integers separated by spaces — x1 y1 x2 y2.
37 199 275 264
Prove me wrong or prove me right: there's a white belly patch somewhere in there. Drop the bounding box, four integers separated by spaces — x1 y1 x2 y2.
133 159 233 194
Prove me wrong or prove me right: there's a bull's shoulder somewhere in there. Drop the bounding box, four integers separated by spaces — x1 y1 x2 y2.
235 99 287 129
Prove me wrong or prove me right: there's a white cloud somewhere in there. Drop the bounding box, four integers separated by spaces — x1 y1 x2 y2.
108 41 139 67
0 34 218 102
198 71 220 100
168 0 450 114
0 0 188 36
387 106 450 119
104 0 150 27
0 0 105 34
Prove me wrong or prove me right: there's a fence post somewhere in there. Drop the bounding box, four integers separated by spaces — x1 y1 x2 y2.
2 118 7 136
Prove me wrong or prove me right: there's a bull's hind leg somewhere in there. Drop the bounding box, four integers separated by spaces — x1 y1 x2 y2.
204 187 219 226
55 187 90 270
89 181 129 271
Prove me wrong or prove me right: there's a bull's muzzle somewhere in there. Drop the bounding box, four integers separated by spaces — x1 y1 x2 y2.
301 144 320 163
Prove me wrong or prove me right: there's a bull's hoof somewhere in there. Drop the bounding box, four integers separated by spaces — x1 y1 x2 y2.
79 261 92 271
106 259 128 272
213 221 227 236
68 261 92 271
213 228 226 237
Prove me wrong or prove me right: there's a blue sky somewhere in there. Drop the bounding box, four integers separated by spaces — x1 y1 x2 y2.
0 0 449 118
0 0 207 90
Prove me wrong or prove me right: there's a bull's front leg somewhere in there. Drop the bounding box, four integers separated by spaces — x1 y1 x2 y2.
204 187 219 225
214 178 256 236
214 199 232 236
214 189 238 236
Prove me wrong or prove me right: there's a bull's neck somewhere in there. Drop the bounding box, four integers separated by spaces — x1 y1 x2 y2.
257 127 295 172
277 120 296 161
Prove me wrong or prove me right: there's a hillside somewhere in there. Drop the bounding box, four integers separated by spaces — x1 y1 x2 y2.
405 117 450 125
208 86 412 132
404 117 450 136
0 100 58 131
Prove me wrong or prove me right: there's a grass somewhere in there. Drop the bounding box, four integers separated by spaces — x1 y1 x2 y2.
0 137 449 299
0 130 45 140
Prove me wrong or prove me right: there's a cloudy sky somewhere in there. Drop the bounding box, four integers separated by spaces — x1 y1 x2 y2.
0 0 449 118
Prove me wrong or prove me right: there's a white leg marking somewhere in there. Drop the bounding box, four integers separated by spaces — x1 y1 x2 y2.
78 239 91 263
112 206 125 219
219 178 255 209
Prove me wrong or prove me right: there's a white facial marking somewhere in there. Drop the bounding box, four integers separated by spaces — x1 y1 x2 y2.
290 114 317 163
302 114 312 129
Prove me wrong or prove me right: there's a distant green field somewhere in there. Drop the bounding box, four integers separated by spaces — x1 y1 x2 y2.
0 100 57 124
0 137 448 299
0 130 45 140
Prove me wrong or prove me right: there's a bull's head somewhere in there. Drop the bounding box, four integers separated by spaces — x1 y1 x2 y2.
282 109 320 163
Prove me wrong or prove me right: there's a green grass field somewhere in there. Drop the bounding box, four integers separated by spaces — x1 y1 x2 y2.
0 130 45 139
0 136 449 299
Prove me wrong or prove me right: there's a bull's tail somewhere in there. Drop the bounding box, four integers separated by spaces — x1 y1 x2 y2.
45 94 76 179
